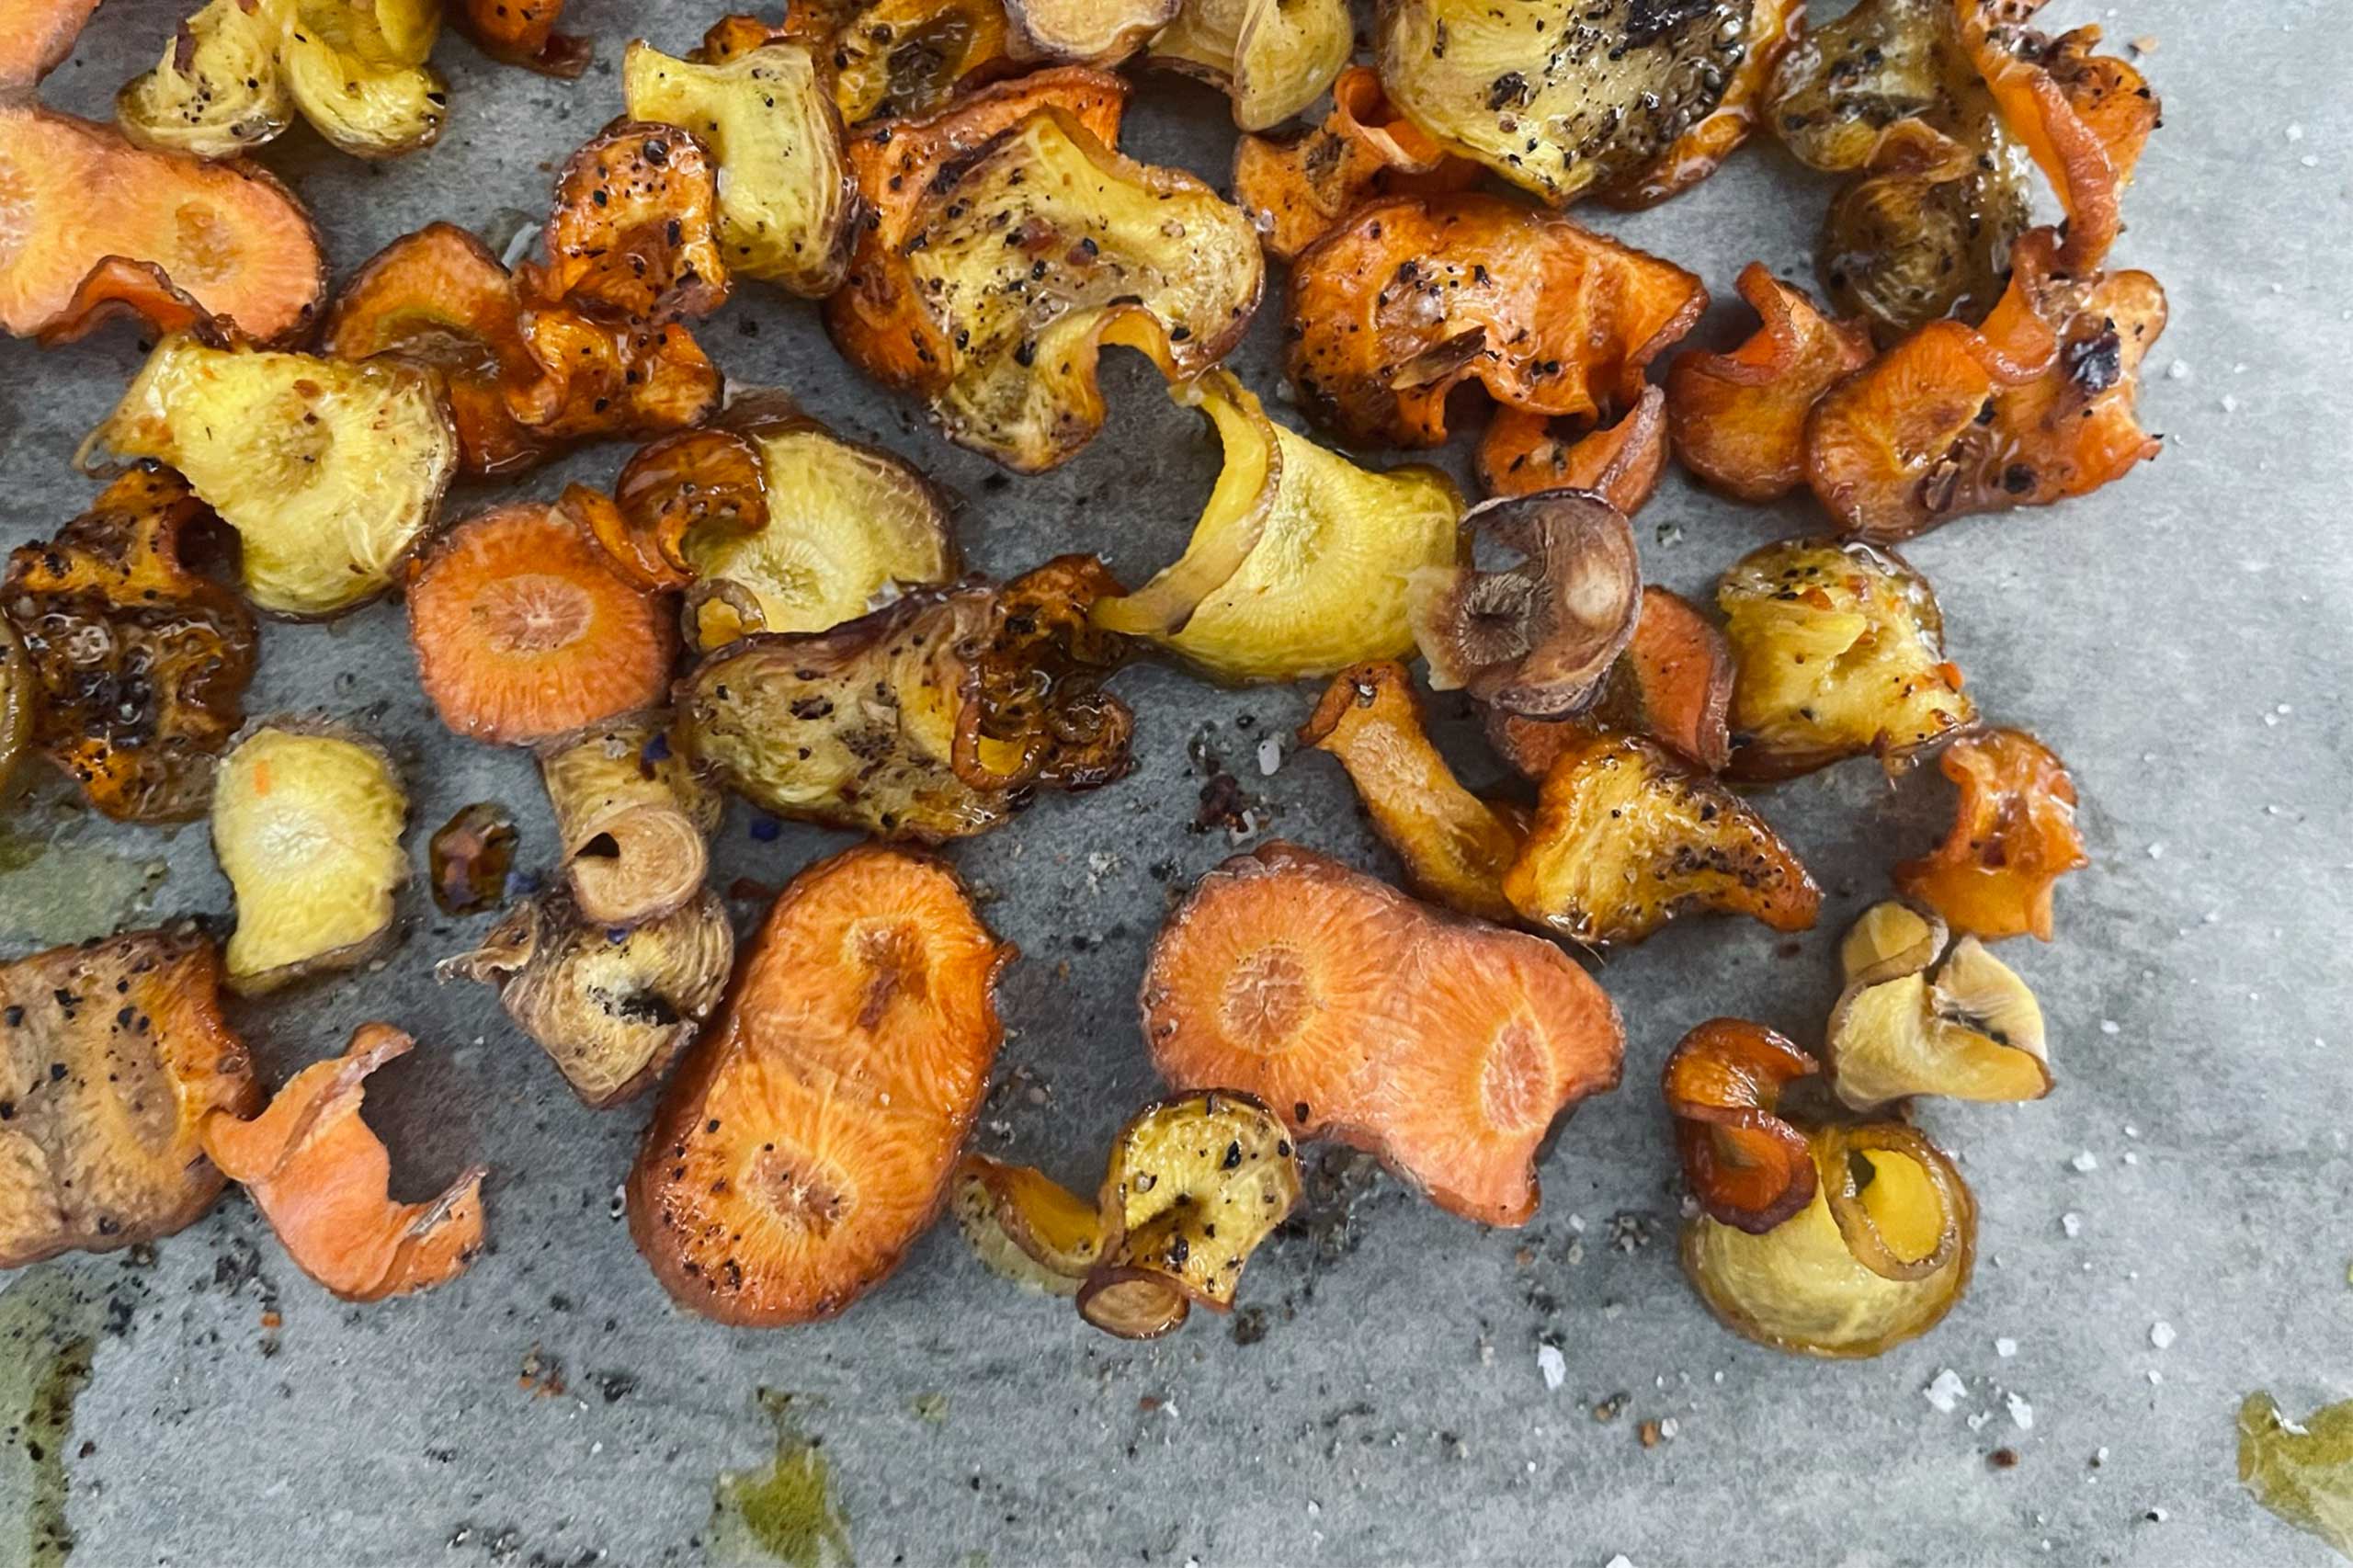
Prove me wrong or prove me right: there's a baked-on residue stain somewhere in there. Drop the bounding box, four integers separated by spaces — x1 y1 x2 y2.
2240 1390 2353 1559
0 1269 104 1565
708 1390 852 1567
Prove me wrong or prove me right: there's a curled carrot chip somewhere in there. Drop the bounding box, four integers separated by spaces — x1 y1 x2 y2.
1597 0 1803 210
506 307 724 445
201 1023 487 1302
2 466 258 823
1299 661 1523 926
584 429 767 593
525 122 730 324
952 554 1134 794
1145 0 1350 132
953 1152 1102 1298
34 257 218 350
1286 194 1706 449
1477 387 1669 513
2 0 102 90
1003 0 1175 65
408 504 680 746
1827 902 2050 1108
455 0 588 76
1806 227 2165 540
1894 727 2086 942
1666 265 1873 503
0 104 325 343
1486 585 1736 778
1143 842 1624 1227
537 712 723 928
1662 1018 1820 1234
1230 66 1479 265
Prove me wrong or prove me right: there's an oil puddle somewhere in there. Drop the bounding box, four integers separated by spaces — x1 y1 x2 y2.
0 1268 107 1565
708 1391 852 1568
0 801 169 949
2240 1391 2353 1558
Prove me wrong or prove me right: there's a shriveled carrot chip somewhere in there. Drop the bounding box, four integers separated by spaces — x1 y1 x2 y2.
3 466 257 823
952 554 1134 794
629 845 1013 1324
1286 194 1706 449
0 927 260 1268
1504 732 1820 947
408 504 679 746
1299 662 1523 926
537 712 723 928
1806 227 2165 540
0 105 325 343
506 307 724 445
1597 0 1803 210
1667 265 1873 503
455 0 587 76
1230 65 1479 264
1486 585 1736 778
1477 388 1669 513
1663 1018 1819 1234
525 122 729 324
827 0 1014 123
1894 727 2086 942
2 0 103 90
1144 842 1624 1227
579 430 763 595
1826 902 2050 1108
202 1023 486 1302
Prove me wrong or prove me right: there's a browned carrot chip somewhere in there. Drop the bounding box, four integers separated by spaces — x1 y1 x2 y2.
33 257 220 349
1894 727 2086 942
1286 194 1706 449
1230 65 1480 264
952 555 1134 794
0 927 260 1268
629 845 1014 1324
1143 842 1624 1226
1299 662 1524 926
1409 490 1641 720
202 1023 485 1302
0 104 325 343
1477 388 1669 513
1002 0 1175 64
537 712 724 929
506 306 725 446
1662 1017 1820 1234
456 0 589 76
826 0 1015 122
1597 0 1804 210
524 122 730 324
1666 265 1874 503
1806 227 2165 540
2 0 102 90
1504 732 1821 947
2 466 257 824
407 504 680 746
1487 585 1737 778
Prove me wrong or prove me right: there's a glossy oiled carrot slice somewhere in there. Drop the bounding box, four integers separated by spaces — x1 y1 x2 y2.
1230 64 1480 263
1894 727 2086 941
455 0 588 76
1667 265 1874 503
201 1023 486 1302
407 504 678 745
1477 388 1669 513
1487 585 1736 779
34 257 215 348
629 846 1013 1325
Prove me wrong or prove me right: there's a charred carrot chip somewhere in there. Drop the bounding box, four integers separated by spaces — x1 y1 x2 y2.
456 0 588 76
1667 265 1874 503
1286 194 1707 449
1477 388 1669 513
524 122 729 324
1806 227 2165 540
34 257 219 349
1504 732 1821 947
506 306 724 445
1597 0 1804 210
2 0 102 90
1487 585 1737 778
408 504 679 746
1894 727 2086 942
1299 662 1522 926
0 927 260 1268
628 845 1012 1324
828 68 1129 400
0 105 325 343
1663 1018 1820 1234
828 0 1015 122
202 1024 485 1302
953 555 1134 793
2 466 257 824
1230 65 1481 262
606 427 769 591
1144 842 1624 1226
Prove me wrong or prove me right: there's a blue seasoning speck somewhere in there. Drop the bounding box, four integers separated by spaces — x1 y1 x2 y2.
750 817 781 842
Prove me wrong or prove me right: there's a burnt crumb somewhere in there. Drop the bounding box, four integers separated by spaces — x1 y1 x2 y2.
1229 1305 1270 1346
1193 771 1250 835
591 1369 638 1403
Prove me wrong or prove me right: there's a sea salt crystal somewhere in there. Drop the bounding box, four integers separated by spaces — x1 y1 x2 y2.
2165 359 2190 381
1538 1345 1566 1392
2100 1020 2121 1035
1925 1369 1968 1413
2007 1393 2036 1431
2062 1213 2083 1238
2072 1151 2100 1173
1256 736 1283 776
2288 123 2306 142
1996 1338 2019 1358
2150 1323 2176 1350
1607 1557 1636 1568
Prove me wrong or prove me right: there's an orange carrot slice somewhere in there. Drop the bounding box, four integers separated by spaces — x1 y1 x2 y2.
1667 264 1874 503
1894 727 2086 942
1477 387 1669 511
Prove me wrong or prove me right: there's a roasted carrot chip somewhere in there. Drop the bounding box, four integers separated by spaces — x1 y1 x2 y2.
1146 0 1350 131
455 0 587 76
1503 732 1820 947
202 1023 485 1302
1597 0 1803 210
1144 842 1624 1226
1666 265 1873 503
828 0 1015 122
408 504 679 746
1662 1017 1819 1234
953 555 1134 793
598 429 765 593
1717 537 1973 781
1231 65 1480 264
1806 227 2165 540
1002 0 1175 65
1299 662 1523 926
1486 585 1737 778
2 466 257 824
1894 726 2086 942
0 927 259 1268
1286 194 1706 449
1477 389 1668 514
2 0 102 90
1826 902 2050 1108
525 122 730 324
628 845 1013 1324
34 257 218 350
1682 1119 1973 1358
953 1153 1103 1297
506 307 724 446
0 104 325 343
537 712 723 928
